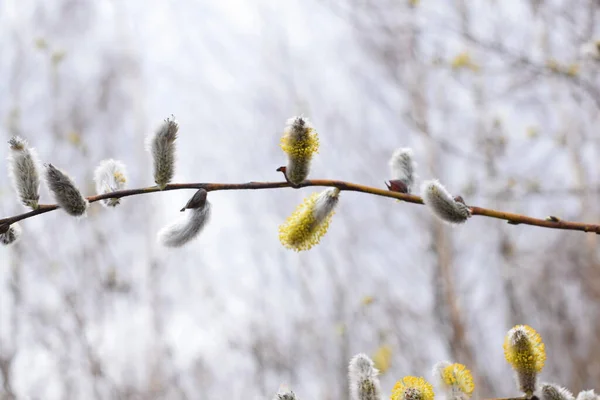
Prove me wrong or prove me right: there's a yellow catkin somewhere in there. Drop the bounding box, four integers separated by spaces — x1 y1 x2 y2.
391 376 434 400
280 128 319 161
278 193 334 251
441 363 475 397
503 325 546 373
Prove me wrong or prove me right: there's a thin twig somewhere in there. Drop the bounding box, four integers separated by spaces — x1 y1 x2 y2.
1 178 599 234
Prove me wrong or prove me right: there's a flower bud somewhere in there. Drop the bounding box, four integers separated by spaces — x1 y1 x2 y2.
503 325 546 396
45 164 88 217
158 189 211 247
273 385 299 400
391 376 435 400
93 159 127 207
539 383 575 400
280 116 319 185
388 148 416 193
576 390 599 400
348 353 382 400
7 136 41 209
0 223 22 245
147 116 178 190
420 180 471 224
432 361 474 400
279 187 340 251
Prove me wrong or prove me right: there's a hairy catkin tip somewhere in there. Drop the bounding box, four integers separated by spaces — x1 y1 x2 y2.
148 116 178 190
349 354 382 400
158 192 211 248
539 383 575 400
391 376 435 400
280 116 319 185
8 136 41 209
45 164 88 217
0 223 22 245
433 361 475 400
278 187 340 251
389 148 416 193
421 180 471 224
93 159 127 207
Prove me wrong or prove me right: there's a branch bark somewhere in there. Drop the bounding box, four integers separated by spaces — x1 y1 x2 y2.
1 178 599 234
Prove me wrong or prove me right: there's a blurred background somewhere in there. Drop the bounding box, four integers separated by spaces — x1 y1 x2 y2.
1 0 599 399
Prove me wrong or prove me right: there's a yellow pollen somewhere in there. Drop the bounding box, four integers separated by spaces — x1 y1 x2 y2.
278 192 334 251
391 376 434 400
441 363 474 397
280 127 319 161
503 325 546 373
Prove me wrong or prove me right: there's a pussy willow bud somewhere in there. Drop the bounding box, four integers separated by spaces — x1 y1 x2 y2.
158 189 211 247
93 159 127 207
348 354 382 400
0 223 22 245
273 385 299 400
388 148 416 193
539 383 575 400
280 116 319 185
433 361 475 400
504 325 546 397
45 164 88 217
147 116 178 190
391 376 435 400
279 187 340 251
7 137 41 209
421 180 471 224
576 390 599 400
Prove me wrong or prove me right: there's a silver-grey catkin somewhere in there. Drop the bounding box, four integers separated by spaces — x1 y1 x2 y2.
0 223 22 245
7 137 41 209
420 180 471 224
348 354 383 400
157 190 211 247
147 116 178 190
93 159 128 207
45 164 88 217
539 383 575 400
389 148 416 193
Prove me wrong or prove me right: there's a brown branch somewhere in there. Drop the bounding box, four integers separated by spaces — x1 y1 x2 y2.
1 178 599 234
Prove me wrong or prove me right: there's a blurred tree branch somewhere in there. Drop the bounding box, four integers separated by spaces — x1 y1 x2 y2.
2 177 599 234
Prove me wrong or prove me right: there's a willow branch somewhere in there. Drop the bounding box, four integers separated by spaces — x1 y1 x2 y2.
1 178 599 234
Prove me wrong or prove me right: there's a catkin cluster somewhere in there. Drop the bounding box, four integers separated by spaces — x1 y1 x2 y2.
273 325 598 400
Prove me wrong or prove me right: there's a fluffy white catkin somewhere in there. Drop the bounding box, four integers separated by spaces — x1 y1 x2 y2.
45 164 88 217
158 189 211 247
0 223 22 245
539 383 575 400
93 159 128 207
348 354 382 400
389 148 416 193
147 116 178 189
576 390 599 400
8 136 41 209
420 180 471 224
